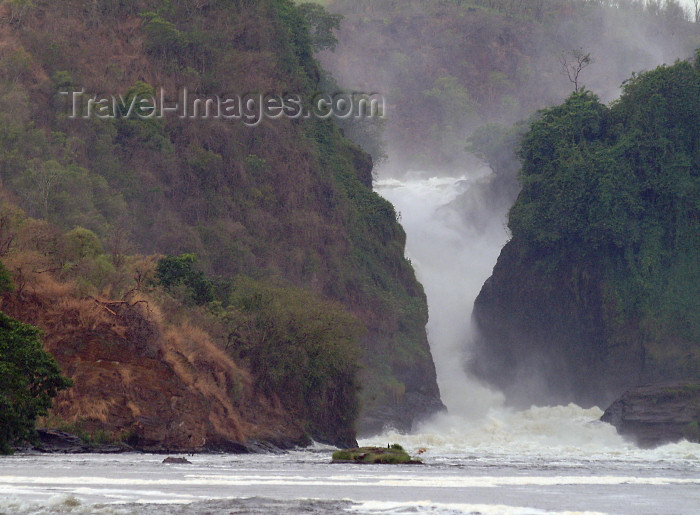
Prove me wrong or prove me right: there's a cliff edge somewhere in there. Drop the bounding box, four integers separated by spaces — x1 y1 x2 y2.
470 57 700 408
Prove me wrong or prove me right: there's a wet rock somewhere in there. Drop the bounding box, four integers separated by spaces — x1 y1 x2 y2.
162 456 191 464
22 429 133 454
35 429 87 453
601 382 700 448
357 391 446 438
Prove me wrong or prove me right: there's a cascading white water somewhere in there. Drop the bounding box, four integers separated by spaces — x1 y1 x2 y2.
371 168 700 458
375 169 506 418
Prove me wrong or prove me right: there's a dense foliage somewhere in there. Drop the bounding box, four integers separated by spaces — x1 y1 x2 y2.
222 277 363 439
156 254 214 306
0 260 12 293
509 53 700 375
152 254 364 440
0 310 72 454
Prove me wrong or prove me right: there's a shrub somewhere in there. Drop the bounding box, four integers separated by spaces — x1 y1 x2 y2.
224 276 364 434
62 227 103 261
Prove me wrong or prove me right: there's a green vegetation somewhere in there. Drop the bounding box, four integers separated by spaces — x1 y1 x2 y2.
156 254 214 306
508 53 700 377
660 384 700 400
220 276 364 438
0 312 72 454
0 260 13 293
62 227 103 261
38 415 134 447
331 445 420 464
297 3 342 52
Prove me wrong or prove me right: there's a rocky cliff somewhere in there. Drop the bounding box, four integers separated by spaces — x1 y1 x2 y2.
471 239 641 407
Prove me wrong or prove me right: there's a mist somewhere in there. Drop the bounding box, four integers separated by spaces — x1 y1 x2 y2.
321 0 700 416
321 0 700 171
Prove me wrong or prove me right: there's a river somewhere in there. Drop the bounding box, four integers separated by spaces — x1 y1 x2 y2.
2 437 700 514
2 170 699 514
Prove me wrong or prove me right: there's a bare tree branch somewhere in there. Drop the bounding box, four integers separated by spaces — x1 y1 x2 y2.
560 48 594 93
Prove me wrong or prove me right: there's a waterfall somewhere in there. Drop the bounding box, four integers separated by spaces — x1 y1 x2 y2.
375 168 508 418
371 168 641 454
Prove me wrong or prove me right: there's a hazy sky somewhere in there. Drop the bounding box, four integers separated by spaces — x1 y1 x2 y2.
681 0 698 13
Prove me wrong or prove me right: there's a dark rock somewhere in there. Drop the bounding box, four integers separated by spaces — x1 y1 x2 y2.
162 456 191 464
241 440 288 454
601 382 700 448
470 239 648 408
35 429 87 453
357 391 446 437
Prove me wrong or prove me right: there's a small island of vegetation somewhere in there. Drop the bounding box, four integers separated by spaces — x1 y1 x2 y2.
331 444 422 464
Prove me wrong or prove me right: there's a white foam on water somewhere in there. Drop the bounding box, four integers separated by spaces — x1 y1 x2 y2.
361 404 637 459
348 500 606 515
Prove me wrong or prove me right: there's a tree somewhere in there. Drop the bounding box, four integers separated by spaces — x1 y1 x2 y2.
0 260 12 293
297 3 343 52
155 254 214 306
0 312 72 454
22 159 67 219
7 0 34 25
560 48 594 93
223 277 363 435
62 227 103 262
139 11 182 59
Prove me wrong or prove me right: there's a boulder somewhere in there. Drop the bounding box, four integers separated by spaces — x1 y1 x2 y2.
24 429 132 454
601 382 700 448
162 456 191 464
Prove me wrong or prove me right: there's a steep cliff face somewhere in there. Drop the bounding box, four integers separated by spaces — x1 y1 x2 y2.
471 240 644 407
0 0 442 445
470 58 700 408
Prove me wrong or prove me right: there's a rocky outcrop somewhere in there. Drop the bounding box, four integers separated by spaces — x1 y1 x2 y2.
16 429 132 454
601 382 700 448
162 456 191 464
357 390 445 436
470 240 645 408
471 237 700 410
331 445 422 464
470 60 700 410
